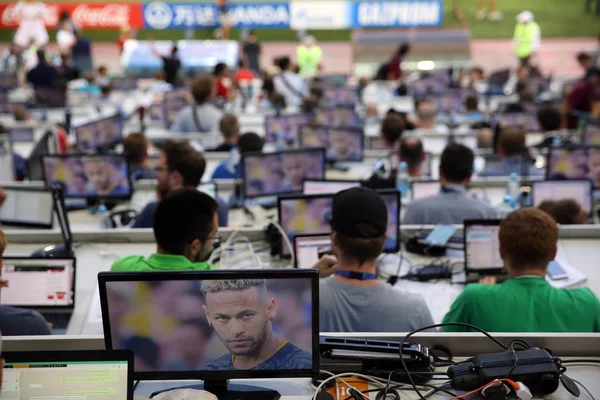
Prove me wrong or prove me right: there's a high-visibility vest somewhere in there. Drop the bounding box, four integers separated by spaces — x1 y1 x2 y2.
297 45 322 77
514 22 539 58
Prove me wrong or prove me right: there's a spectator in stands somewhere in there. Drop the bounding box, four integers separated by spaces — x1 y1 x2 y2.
414 99 449 134
242 30 261 75
319 188 433 332
0 228 52 335
214 62 232 100
273 56 307 108
480 127 544 177
234 59 255 83
116 25 134 55
380 114 404 150
57 54 80 82
398 137 425 178
150 37 180 86
124 133 154 181
387 43 410 81
211 114 240 152
97 65 110 87
132 141 228 228
443 208 600 332
463 95 485 122
538 199 588 225
403 143 499 225
112 189 217 271
171 77 223 133
577 52 594 80
211 132 264 180
563 68 600 129
26 49 58 89
71 30 93 73
537 106 562 133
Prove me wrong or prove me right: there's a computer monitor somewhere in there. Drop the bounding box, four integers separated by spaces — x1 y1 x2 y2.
0 257 75 308
314 107 361 127
241 148 326 199
42 154 132 199
434 88 478 114
546 145 600 188
463 220 504 274
26 129 57 181
74 113 123 152
411 180 441 200
302 179 361 195
294 233 332 269
582 124 600 145
0 187 54 228
531 180 593 215
322 87 358 107
494 112 540 133
7 126 35 143
2 350 133 400
33 88 67 108
198 181 217 199
0 134 14 181
299 125 364 163
277 190 400 255
98 269 318 390
264 113 314 144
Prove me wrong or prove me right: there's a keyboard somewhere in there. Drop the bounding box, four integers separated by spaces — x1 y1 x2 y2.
42 312 72 330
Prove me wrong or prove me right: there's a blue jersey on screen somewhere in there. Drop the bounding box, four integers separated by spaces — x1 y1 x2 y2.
203 341 311 370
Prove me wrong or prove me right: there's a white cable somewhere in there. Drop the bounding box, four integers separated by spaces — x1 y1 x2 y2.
266 221 294 268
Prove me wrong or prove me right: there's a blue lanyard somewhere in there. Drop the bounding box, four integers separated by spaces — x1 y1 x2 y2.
335 271 378 281
441 186 462 194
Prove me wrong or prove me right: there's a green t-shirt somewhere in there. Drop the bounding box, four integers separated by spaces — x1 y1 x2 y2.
111 253 214 272
443 277 600 332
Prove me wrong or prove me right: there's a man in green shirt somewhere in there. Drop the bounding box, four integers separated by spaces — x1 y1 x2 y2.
112 189 218 272
443 208 600 332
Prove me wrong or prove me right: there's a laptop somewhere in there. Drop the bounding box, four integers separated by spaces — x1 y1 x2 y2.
0 187 54 229
531 180 594 215
302 179 361 195
294 233 332 268
411 180 441 200
2 350 133 400
463 220 506 282
0 257 76 331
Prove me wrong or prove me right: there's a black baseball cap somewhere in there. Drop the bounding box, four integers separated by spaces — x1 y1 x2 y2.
330 187 387 238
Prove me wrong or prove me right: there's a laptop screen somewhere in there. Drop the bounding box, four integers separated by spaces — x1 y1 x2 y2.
294 234 332 269
303 180 360 195
464 222 503 271
411 181 441 200
8 126 35 143
0 187 54 228
532 180 593 214
2 350 132 400
0 258 75 308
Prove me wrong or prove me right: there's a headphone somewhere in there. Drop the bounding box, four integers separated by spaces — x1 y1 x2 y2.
106 209 139 228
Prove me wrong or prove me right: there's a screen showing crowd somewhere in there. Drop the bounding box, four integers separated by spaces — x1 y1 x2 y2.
105 278 313 372
547 147 600 188
278 192 399 255
299 126 363 162
242 149 326 198
42 155 131 198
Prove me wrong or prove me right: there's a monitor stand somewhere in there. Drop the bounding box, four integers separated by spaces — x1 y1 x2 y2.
150 380 281 400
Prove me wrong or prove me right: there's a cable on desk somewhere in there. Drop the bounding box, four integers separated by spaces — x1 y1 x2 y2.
561 359 600 365
134 380 140 390
570 378 596 400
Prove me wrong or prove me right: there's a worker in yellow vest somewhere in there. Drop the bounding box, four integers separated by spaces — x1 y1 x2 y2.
297 35 322 78
513 11 541 67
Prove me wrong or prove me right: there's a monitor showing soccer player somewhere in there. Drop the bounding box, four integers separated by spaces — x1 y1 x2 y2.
547 146 600 188
313 107 361 127
299 126 364 162
242 149 326 198
264 114 314 144
42 154 131 199
101 271 316 374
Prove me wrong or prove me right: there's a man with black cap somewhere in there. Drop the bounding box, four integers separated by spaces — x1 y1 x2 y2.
319 187 433 333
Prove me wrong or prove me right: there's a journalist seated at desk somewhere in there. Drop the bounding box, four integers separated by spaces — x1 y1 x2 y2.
479 127 544 177
132 140 228 228
211 132 265 180
112 189 217 271
319 187 434 332
170 76 223 133
398 137 426 178
403 143 499 225
443 208 600 332
124 133 155 181
0 228 52 335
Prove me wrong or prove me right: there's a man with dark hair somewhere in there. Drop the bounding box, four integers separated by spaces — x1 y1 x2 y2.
403 143 499 225
82 156 129 197
211 132 264 179
319 188 433 332
112 189 217 271
26 49 58 89
577 52 594 79
273 56 307 108
387 43 410 81
538 199 589 225
380 114 404 149
398 137 425 178
242 30 261 74
150 38 180 86
132 140 228 228
479 127 544 177
563 68 600 129
214 62 231 99
443 208 600 332
123 133 154 181
171 76 222 133
537 106 561 132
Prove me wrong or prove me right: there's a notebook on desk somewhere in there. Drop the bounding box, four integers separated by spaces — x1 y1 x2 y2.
0 257 76 331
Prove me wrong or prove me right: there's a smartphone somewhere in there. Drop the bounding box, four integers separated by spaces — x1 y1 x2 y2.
424 225 457 246
547 260 568 280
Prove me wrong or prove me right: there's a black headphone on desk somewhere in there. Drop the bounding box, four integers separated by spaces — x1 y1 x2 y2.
106 209 139 228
